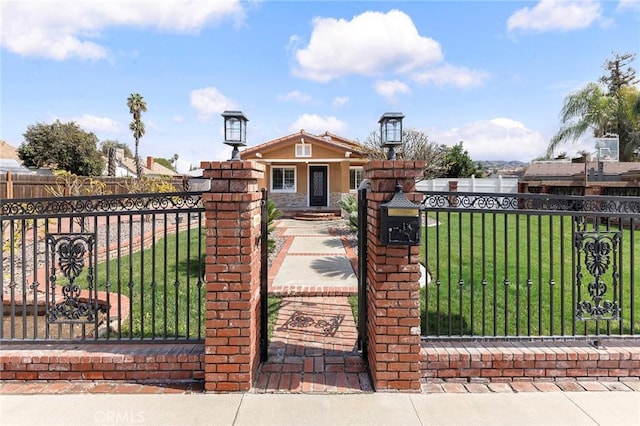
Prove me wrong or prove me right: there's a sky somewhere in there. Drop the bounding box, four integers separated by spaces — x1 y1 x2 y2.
1 0 639 173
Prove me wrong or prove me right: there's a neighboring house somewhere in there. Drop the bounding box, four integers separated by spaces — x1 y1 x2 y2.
241 130 367 212
0 140 52 175
0 140 20 162
0 140 27 174
105 149 180 177
522 161 640 196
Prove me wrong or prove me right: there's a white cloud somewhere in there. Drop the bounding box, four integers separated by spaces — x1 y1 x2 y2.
618 0 640 12
277 90 312 104
374 80 410 102
173 115 185 123
293 10 442 82
73 114 120 133
190 87 237 121
333 96 350 107
174 158 192 174
430 118 548 161
507 0 602 33
289 114 348 134
412 64 490 88
0 0 244 60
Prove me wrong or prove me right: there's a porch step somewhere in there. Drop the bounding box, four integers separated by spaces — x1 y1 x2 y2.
292 211 341 221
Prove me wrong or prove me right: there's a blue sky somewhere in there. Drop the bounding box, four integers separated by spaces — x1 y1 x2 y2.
1 0 639 172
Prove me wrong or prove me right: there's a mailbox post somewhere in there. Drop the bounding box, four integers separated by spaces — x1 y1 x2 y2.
380 183 421 245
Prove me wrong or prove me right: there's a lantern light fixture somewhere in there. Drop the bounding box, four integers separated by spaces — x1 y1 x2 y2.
378 112 405 160
222 110 248 161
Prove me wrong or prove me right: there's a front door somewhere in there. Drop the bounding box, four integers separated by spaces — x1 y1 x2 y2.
309 166 328 207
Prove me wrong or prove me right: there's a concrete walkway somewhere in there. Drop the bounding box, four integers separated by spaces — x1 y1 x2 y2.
269 219 358 295
256 219 371 392
2 391 639 426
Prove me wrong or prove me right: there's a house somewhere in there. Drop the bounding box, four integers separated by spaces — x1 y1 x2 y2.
0 140 27 174
105 149 180 177
521 160 640 196
241 130 367 214
0 140 53 175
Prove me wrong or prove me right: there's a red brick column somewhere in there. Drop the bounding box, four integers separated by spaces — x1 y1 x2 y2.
364 160 425 392
201 161 265 392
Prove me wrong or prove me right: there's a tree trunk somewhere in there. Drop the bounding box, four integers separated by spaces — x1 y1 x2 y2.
134 138 142 179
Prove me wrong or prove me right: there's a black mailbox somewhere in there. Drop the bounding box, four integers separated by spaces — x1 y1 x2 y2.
380 184 421 246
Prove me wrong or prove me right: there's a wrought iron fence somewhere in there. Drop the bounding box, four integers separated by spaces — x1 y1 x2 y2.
420 191 640 340
1 192 205 343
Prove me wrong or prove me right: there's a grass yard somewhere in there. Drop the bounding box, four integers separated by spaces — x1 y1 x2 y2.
422 212 640 337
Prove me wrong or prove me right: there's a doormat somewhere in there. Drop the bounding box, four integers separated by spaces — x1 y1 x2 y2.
280 311 344 337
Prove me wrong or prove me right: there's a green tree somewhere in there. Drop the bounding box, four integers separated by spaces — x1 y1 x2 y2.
127 93 147 178
153 157 175 171
600 52 638 95
100 140 133 158
442 142 477 178
547 52 640 161
171 153 179 170
361 129 447 178
615 86 640 161
546 83 616 158
17 120 105 176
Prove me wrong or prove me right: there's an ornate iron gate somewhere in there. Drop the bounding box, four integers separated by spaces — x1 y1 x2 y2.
260 188 269 361
357 185 368 358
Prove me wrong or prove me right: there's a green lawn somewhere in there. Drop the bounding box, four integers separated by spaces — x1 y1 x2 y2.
422 212 640 337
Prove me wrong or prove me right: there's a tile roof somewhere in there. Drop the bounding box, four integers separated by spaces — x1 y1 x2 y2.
242 130 365 157
0 140 20 161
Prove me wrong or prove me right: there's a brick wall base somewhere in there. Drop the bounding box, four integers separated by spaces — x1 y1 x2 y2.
0 344 204 383
422 340 640 383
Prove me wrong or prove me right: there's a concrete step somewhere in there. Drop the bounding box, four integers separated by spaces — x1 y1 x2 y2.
292 211 341 221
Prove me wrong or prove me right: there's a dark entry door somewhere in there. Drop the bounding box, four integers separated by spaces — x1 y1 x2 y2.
309 166 328 207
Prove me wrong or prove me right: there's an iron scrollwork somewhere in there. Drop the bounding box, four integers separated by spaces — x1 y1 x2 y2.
574 231 621 321
1 192 203 217
46 233 98 323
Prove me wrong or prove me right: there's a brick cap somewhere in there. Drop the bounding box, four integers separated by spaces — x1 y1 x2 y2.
365 160 427 171
200 160 265 172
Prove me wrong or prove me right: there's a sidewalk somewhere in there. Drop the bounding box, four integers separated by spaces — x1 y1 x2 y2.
2 391 639 426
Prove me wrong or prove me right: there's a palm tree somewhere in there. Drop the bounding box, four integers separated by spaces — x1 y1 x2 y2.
616 86 640 161
546 83 617 158
127 93 147 178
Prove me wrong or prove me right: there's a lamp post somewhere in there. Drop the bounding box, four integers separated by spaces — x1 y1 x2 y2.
222 110 248 161
379 112 405 160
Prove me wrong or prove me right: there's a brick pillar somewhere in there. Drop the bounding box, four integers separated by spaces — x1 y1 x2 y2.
201 161 265 392
364 160 425 392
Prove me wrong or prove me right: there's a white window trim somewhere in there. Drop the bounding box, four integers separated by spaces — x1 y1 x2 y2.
349 166 364 192
271 166 297 193
295 143 312 158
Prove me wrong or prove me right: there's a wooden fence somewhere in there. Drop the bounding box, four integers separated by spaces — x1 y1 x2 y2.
1 172 190 199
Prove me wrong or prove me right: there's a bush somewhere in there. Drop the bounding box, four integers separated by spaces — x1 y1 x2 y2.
267 199 282 253
338 195 358 231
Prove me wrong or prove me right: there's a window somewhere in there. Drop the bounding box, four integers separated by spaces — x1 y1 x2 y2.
272 167 296 192
349 167 364 191
295 144 312 157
